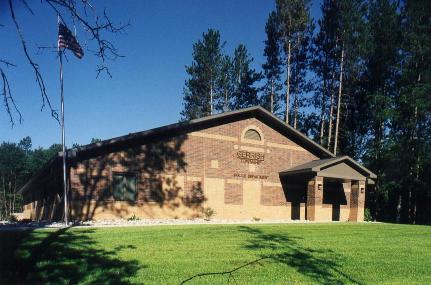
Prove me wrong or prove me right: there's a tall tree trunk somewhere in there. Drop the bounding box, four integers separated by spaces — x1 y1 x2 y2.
396 193 402 223
293 95 298 129
224 84 228 112
327 81 335 149
319 78 327 145
286 39 291 124
411 104 419 224
293 36 301 129
12 174 16 214
8 180 12 217
210 83 213 115
333 43 345 156
411 70 421 224
293 82 299 129
270 79 274 113
408 181 412 223
2 175 6 218
327 41 339 150
209 69 214 115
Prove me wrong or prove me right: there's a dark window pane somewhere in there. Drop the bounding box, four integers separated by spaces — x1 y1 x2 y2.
112 174 124 200
244 129 261 141
112 173 137 202
124 174 137 202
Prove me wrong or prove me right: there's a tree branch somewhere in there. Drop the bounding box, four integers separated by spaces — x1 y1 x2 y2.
8 0 59 123
2 0 127 124
179 257 268 284
46 0 130 63
1 67 22 126
0 60 17 68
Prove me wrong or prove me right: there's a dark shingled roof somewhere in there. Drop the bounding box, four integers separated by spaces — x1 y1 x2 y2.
280 155 377 179
73 106 335 157
19 106 340 194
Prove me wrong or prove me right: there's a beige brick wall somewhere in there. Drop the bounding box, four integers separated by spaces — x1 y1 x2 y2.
64 117 362 221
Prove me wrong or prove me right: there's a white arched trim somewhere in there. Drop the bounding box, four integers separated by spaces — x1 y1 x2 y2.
240 125 265 145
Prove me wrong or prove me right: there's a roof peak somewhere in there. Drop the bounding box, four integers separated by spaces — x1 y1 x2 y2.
74 105 335 159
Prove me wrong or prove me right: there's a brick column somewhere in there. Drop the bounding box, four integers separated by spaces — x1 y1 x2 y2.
306 176 323 221
349 180 366 222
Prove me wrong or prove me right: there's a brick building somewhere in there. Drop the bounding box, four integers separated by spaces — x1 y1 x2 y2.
19 107 376 222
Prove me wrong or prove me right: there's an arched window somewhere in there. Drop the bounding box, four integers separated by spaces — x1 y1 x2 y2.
244 129 261 141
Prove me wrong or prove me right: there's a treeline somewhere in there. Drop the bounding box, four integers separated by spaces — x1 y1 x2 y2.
181 0 431 224
0 137 101 220
0 137 62 220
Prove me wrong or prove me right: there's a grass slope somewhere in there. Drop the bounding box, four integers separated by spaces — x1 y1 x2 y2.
0 223 430 284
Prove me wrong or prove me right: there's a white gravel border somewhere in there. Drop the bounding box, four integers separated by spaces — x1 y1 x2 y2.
0 218 340 230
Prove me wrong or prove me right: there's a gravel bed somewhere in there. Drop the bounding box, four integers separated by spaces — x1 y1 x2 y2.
0 218 315 230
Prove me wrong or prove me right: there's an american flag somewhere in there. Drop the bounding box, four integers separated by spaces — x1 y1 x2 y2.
58 22 84 59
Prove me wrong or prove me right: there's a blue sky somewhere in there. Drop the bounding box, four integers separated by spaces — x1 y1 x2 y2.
1 0 322 148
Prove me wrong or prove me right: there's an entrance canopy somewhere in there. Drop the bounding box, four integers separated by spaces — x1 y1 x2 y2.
280 156 377 183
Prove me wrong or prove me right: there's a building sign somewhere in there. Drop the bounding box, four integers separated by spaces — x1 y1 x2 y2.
236 150 265 164
234 173 269 180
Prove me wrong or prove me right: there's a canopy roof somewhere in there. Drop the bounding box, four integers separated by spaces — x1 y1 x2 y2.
280 156 377 181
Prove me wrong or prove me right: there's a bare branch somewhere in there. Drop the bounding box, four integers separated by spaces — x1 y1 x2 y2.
0 60 17 68
179 257 268 284
8 0 60 123
46 0 129 62
1 68 23 126
36 44 58 56
96 65 112 78
2 0 127 124
20 0 34 15
82 0 95 17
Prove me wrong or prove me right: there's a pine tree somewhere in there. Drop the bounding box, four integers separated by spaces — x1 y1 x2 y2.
290 19 313 129
181 29 224 120
262 11 283 116
230 44 262 110
216 55 233 112
332 0 367 155
390 0 431 224
362 0 402 221
276 0 311 125
311 0 340 146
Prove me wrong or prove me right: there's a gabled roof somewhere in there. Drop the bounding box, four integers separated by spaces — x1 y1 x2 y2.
74 105 335 158
280 155 377 180
19 106 335 195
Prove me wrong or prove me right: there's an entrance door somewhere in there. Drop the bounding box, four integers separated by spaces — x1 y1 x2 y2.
332 204 340 221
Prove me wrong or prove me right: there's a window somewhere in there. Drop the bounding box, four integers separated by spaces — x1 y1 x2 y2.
244 129 261 141
112 173 137 202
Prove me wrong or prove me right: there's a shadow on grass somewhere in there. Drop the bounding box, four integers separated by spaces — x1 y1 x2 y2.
238 226 363 285
0 227 142 284
180 226 363 285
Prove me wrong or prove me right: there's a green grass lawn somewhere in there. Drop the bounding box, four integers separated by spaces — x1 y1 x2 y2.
0 223 430 284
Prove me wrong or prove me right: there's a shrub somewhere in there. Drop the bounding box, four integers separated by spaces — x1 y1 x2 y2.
127 214 140 221
252 217 261 222
202 207 215 221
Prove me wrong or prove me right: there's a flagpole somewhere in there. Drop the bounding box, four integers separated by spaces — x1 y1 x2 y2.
59 26 68 226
